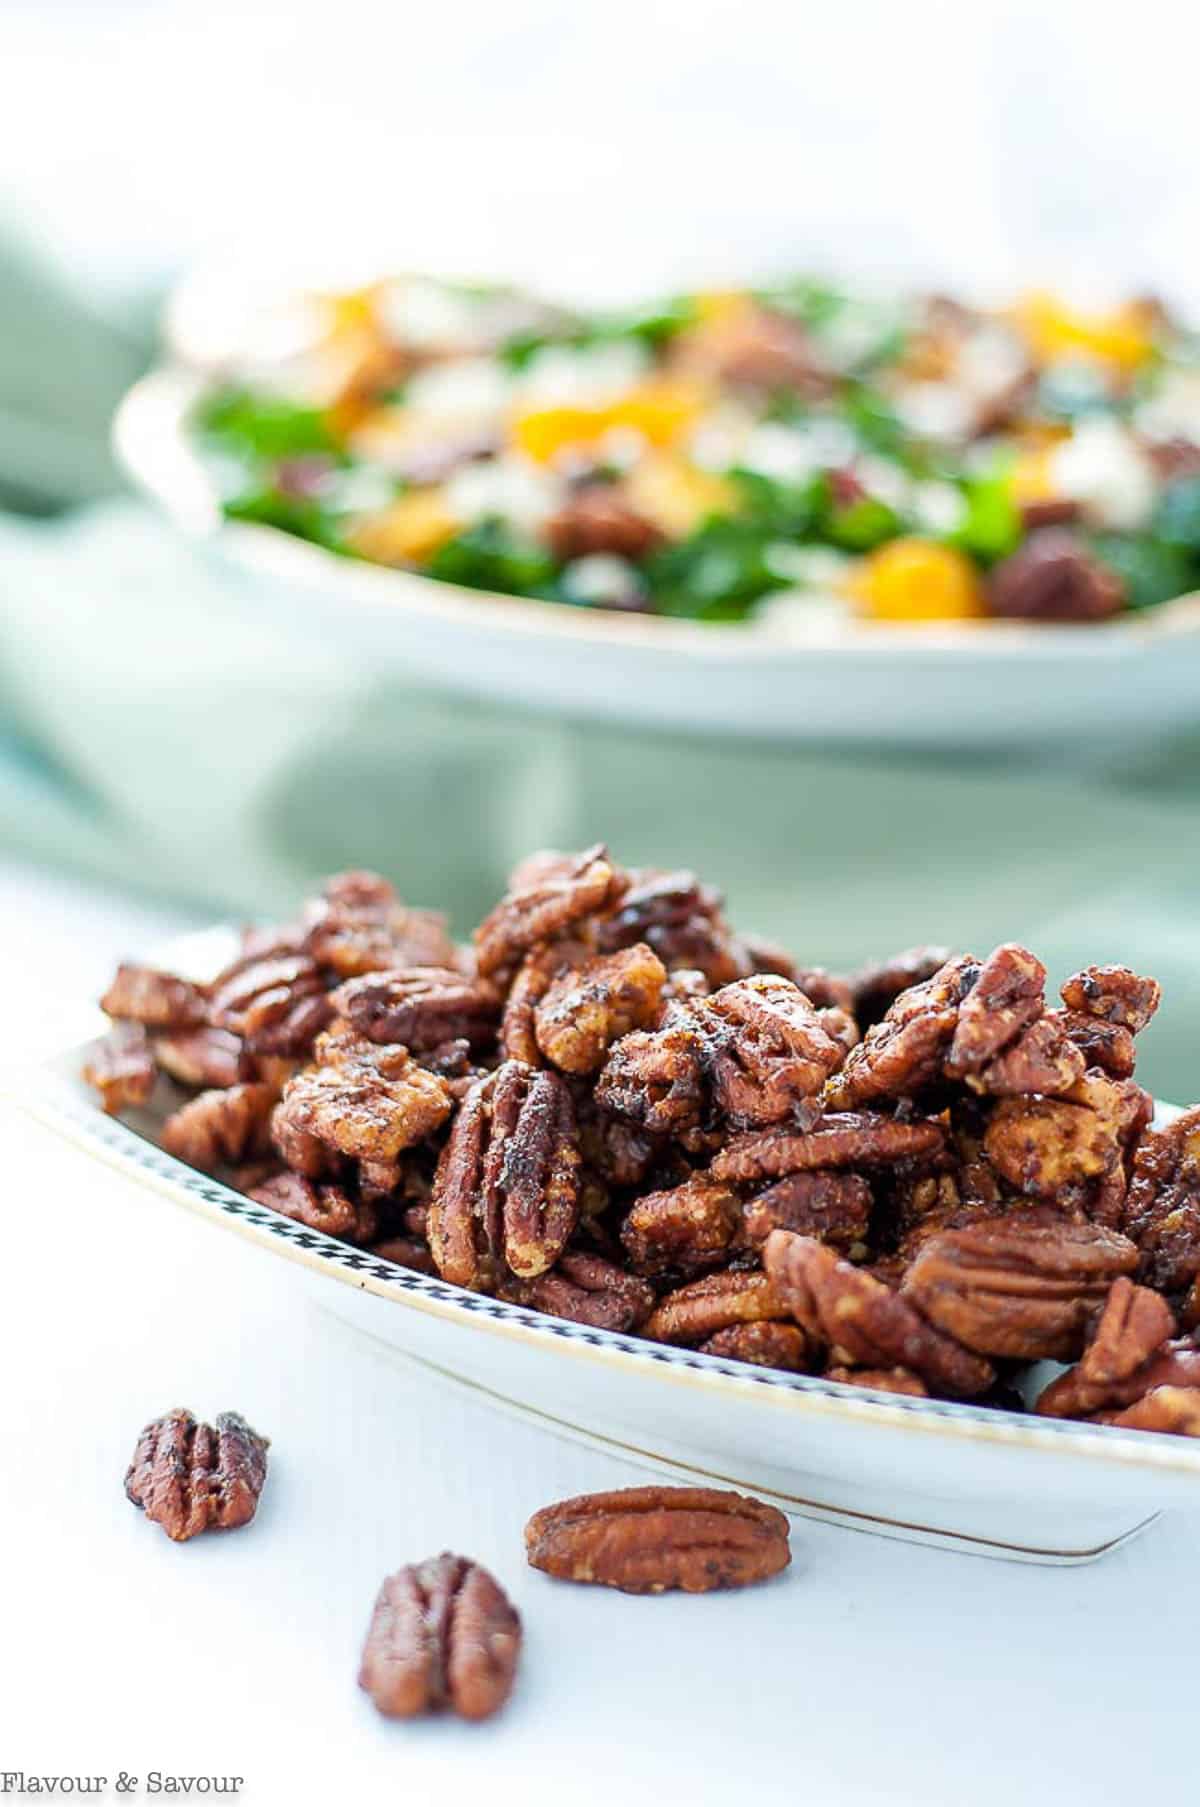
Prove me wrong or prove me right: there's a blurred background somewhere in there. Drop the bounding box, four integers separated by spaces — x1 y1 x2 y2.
3 0 1200 1095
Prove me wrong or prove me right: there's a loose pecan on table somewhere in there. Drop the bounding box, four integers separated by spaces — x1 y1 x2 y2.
524 1485 790 1593
125 1408 269 1542
359 1554 521 1721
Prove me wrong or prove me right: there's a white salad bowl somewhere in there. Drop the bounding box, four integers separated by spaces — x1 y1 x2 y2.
12 928 1200 1568
113 367 1200 748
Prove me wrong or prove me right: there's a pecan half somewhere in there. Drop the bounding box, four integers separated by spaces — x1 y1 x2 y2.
902 1215 1139 1361
825 1365 929 1397
944 944 1045 1079
968 1015 1086 1098
271 1026 452 1179
987 530 1124 621
524 1485 790 1594
367 1234 436 1274
1097 1387 1200 1435
153 1026 247 1090
1034 1278 1177 1418
82 1024 156 1114
333 966 500 1053
474 844 619 978
125 1408 269 1542
765 1231 994 1396
701 975 845 1127
162 1082 277 1172
849 946 954 1031
534 944 666 1075
428 1061 581 1288
1048 1008 1137 1079
304 870 456 977
209 952 333 1056
644 1269 786 1345
621 1178 744 1279
823 955 980 1108
511 1251 654 1332
699 1320 811 1370
544 483 663 561
595 868 750 987
742 1171 872 1254
358 1555 521 1721
712 1112 945 1182
248 1169 379 1245
1060 964 1161 1033
101 963 207 1029
1123 1106 1200 1292
595 1011 707 1137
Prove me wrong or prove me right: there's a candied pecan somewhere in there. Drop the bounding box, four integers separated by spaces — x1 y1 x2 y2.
1097 1387 1200 1435
1034 1279 1176 1418
944 944 1045 1079
824 955 980 1109
785 964 856 1013
101 962 207 1029
358 1555 521 1721
428 1062 581 1288
271 1026 452 1179
82 1023 156 1114
595 869 749 987
644 1269 788 1345
304 870 456 977
849 946 954 1029
162 1082 277 1172
712 1112 945 1182
1048 1008 1136 1079
743 1171 872 1254
740 935 798 985
153 1026 247 1090
700 1320 811 1370
987 530 1125 621
474 844 619 978
512 1251 654 1332
248 1169 379 1245
902 1214 1139 1361
1060 965 1161 1033
700 974 845 1128
984 1070 1148 1210
825 1365 929 1397
125 1408 269 1542
764 1231 994 1396
595 1011 706 1137
621 1178 743 1279
209 952 333 1055
543 483 663 561
534 944 666 1075
575 1095 660 1189
333 966 500 1053
1043 1335 1200 1419
367 1234 436 1274
524 1485 790 1594
1122 1106 1200 1292
968 1015 1086 1098
498 941 582 1064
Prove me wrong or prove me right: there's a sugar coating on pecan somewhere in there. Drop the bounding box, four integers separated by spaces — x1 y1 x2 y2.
1048 1008 1137 1079
824 955 980 1108
534 943 667 1075
700 1320 811 1371
645 1269 786 1345
595 868 750 987
162 1082 278 1172
524 1485 790 1594
849 946 955 1030
700 974 846 1128
511 1251 654 1332
595 1010 707 1136
271 1025 452 1178
742 1171 873 1254
358 1555 521 1721
968 1015 1086 1098
902 1214 1139 1362
305 870 456 978
125 1408 269 1542
208 951 333 1055
764 1230 994 1396
825 1365 929 1397
1122 1105 1200 1293
83 1024 156 1115
248 1169 379 1245
101 963 208 1030
1034 1278 1177 1418
428 1061 581 1288
1061 965 1162 1033
1097 1386 1200 1435
984 1070 1149 1211
333 966 500 1053
153 1026 247 1091
474 844 620 978
621 1178 744 1280
712 1112 945 1182
944 944 1045 1079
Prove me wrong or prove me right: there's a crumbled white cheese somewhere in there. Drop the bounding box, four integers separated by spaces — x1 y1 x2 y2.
403 357 512 425
1049 418 1156 530
893 381 974 442
762 543 853 587
1135 368 1200 445
855 455 912 513
754 588 852 637
560 554 642 606
375 279 480 349
956 323 1027 401
910 479 968 534
736 418 857 482
514 341 650 408
445 456 560 534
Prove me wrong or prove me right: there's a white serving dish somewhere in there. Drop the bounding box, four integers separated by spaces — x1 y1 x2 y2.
11 926 1200 1567
114 364 1200 748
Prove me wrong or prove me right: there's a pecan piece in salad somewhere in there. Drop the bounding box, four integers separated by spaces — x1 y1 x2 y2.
543 483 664 562
125 1408 269 1542
359 1555 521 1722
428 1061 581 1288
525 1485 790 1594
987 530 1125 622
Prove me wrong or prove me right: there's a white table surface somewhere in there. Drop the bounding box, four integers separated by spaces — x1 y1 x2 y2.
1 857 1194 1807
